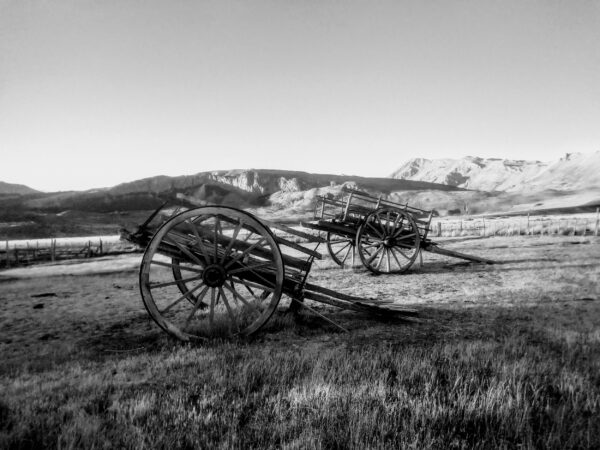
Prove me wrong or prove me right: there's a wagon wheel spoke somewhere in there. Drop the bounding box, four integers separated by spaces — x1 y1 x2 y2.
390 247 404 268
375 249 385 270
159 281 207 315
375 214 386 236
394 217 405 234
213 216 221 262
361 241 381 249
184 285 211 330
329 238 351 245
391 214 401 236
240 228 255 243
367 221 384 239
227 262 273 275
224 237 268 269
332 242 351 256
366 245 384 265
386 248 391 272
340 244 353 265
393 247 412 260
223 281 264 314
150 274 203 290
208 288 217 330
326 230 356 268
385 211 392 235
151 260 203 273
186 219 212 265
236 264 278 291
238 278 271 303
229 277 276 294
395 232 417 242
219 287 240 333
164 234 205 268
220 221 243 264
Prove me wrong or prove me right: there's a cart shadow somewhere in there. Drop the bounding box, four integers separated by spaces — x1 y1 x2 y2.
81 313 170 356
343 300 600 349
401 258 596 275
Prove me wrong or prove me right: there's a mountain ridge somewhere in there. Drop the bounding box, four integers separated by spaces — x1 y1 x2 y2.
4 169 461 214
390 152 600 192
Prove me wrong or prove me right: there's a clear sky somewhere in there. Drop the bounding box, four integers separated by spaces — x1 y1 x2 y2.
1 0 599 192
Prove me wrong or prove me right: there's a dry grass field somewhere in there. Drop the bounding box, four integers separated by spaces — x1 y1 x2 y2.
1 235 599 449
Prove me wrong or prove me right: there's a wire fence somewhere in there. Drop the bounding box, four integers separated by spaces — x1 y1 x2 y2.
0 236 135 269
429 211 600 238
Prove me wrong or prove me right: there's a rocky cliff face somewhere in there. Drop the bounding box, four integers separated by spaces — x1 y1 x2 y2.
207 170 307 194
391 152 600 192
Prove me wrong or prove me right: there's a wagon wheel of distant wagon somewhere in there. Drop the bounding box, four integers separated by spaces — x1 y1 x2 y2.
139 206 284 341
356 208 420 275
326 230 356 268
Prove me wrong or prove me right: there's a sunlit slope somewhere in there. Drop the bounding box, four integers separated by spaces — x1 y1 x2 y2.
391 152 600 192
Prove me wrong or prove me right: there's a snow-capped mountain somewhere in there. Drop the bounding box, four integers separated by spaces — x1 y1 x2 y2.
390 152 600 192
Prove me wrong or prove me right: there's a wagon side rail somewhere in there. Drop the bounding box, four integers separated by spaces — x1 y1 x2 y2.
311 188 434 242
341 188 434 242
342 187 432 216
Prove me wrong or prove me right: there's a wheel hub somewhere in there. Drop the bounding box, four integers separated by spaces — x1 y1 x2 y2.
383 237 396 247
202 264 227 287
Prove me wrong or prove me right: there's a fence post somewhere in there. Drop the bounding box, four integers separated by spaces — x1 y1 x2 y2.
5 240 9 269
99 238 103 256
526 213 530 235
51 239 56 262
437 222 442 237
595 208 599 236
482 219 486 237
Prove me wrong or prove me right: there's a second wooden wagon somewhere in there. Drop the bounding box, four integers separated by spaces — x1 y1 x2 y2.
302 187 495 274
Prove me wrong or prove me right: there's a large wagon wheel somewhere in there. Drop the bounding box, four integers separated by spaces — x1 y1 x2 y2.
356 208 420 274
326 230 357 268
139 207 284 341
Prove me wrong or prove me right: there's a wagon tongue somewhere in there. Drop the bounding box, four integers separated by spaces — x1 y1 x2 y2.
119 202 169 248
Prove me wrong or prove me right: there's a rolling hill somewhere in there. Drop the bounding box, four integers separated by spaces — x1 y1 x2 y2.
0 181 40 196
0 170 462 237
18 169 461 213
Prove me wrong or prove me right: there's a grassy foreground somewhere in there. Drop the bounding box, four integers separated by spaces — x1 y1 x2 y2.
1 302 599 450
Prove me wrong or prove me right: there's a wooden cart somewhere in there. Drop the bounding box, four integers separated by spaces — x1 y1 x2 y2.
122 205 417 341
302 187 495 274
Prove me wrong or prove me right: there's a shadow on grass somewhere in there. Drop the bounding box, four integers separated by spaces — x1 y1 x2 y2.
403 259 597 275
